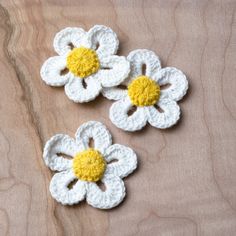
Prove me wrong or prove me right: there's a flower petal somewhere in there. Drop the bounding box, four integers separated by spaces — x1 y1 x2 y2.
109 97 148 131
40 56 71 86
87 25 119 58
49 170 86 205
75 121 112 153
43 134 82 171
147 98 180 129
102 87 128 100
95 55 130 88
53 27 86 55
153 67 188 101
125 49 161 85
64 76 102 103
104 144 137 178
86 174 125 209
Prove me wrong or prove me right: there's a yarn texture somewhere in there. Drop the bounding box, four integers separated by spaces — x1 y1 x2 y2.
43 121 137 209
40 25 130 103
102 49 188 131
72 148 106 182
128 75 160 106
66 47 100 78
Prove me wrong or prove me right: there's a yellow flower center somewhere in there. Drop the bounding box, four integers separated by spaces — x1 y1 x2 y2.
128 76 160 106
66 47 100 78
72 148 106 182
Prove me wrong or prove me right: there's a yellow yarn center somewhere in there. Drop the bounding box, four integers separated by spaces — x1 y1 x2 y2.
72 148 106 182
66 47 100 78
128 76 160 106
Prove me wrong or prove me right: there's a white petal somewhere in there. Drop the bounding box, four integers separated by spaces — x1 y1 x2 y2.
102 87 128 100
95 55 130 87
147 98 180 129
40 56 71 86
86 174 125 209
49 170 86 205
109 97 148 131
64 76 102 103
125 49 161 85
43 134 82 171
153 67 188 101
75 121 112 153
87 25 119 58
53 27 86 55
104 144 137 178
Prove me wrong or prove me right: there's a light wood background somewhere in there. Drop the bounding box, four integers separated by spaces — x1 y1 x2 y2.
0 0 236 235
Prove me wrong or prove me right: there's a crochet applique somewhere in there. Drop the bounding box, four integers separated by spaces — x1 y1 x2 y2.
103 49 188 132
43 121 137 209
40 25 130 103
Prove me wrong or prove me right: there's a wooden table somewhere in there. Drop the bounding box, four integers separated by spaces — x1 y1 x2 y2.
0 0 236 235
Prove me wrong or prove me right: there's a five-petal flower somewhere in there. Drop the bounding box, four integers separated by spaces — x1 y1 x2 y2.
43 121 137 209
103 49 188 131
40 25 130 103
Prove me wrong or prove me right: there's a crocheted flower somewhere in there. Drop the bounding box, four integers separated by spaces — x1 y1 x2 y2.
103 49 188 131
43 121 137 209
40 25 130 103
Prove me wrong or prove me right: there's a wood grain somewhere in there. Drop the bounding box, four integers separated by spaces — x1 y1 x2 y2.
0 0 236 235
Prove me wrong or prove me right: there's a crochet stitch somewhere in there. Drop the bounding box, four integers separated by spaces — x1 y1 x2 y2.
72 148 106 182
103 49 188 131
66 47 100 78
128 75 161 106
40 25 130 103
43 121 137 209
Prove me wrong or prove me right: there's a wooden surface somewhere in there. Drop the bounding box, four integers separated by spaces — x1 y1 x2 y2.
0 0 236 235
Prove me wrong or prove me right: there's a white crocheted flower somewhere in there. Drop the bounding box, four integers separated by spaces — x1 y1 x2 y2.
43 121 137 209
40 25 130 103
103 49 188 131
